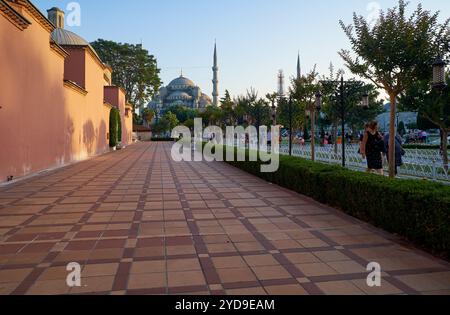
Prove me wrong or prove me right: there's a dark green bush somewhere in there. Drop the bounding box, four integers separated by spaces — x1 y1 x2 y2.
219 146 450 259
151 137 176 142
109 107 121 147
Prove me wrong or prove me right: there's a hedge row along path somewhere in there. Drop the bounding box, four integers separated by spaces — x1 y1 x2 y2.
0 142 449 295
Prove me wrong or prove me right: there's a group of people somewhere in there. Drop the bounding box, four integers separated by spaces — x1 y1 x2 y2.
359 121 405 176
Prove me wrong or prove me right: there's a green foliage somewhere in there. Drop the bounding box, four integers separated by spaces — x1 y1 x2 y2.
200 105 223 126
339 0 450 176
141 108 155 125
153 111 180 135
151 137 176 142
166 105 198 124
277 68 319 132
91 39 161 110
109 107 121 147
222 148 450 258
220 90 236 125
401 75 450 168
339 0 449 94
163 111 180 131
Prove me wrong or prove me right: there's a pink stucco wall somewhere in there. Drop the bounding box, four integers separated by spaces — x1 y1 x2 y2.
0 3 131 183
64 48 86 88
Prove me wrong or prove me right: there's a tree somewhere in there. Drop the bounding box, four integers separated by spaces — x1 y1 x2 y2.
91 39 161 111
201 106 223 127
339 0 450 177
277 69 319 134
163 111 180 132
141 108 155 127
220 90 236 126
166 105 197 124
401 75 450 170
152 111 179 136
109 107 121 147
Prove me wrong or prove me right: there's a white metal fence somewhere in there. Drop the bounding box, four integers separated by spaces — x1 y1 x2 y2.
279 144 449 183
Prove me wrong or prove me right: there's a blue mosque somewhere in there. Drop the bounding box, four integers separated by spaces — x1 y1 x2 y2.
147 44 219 112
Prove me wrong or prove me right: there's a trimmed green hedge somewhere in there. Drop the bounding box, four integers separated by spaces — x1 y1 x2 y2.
151 137 176 142
219 146 450 259
109 108 121 147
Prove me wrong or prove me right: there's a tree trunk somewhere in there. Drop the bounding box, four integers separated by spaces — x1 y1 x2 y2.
388 94 397 178
443 129 449 173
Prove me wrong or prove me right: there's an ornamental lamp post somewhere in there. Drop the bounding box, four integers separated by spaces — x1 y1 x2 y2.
271 102 277 126
433 56 447 90
308 91 322 161
315 91 322 111
432 54 449 172
361 92 370 109
288 96 294 156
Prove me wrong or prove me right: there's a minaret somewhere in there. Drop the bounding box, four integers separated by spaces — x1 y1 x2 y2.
212 42 219 107
297 52 301 80
277 70 285 97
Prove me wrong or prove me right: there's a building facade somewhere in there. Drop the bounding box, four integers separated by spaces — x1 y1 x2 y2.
0 1 133 183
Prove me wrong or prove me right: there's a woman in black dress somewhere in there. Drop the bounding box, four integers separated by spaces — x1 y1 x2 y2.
361 121 385 175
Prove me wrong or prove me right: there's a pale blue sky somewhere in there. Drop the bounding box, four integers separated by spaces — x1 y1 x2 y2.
34 0 450 101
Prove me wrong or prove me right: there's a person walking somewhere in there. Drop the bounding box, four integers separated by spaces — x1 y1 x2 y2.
384 132 405 176
360 122 385 175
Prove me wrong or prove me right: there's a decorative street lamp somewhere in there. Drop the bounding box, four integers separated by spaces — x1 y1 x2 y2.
361 92 370 109
288 96 294 156
306 91 323 161
432 54 449 172
433 56 447 90
315 91 322 111
271 102 277 126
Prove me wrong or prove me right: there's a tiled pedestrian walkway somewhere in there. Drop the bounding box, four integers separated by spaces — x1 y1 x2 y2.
0 142 449 295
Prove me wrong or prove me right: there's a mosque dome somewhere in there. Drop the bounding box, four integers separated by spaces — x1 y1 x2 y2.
167 91 193 101
167 75 196 90
200 94 212 105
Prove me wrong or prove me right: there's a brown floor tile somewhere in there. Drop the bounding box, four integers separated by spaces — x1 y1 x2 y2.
216 267 257 284
226 287 267 295
128 273 166 290
284 252 321 264
130 261 166 274
83 263 119 277
70 276 115 294
251 265 292 281
168 270 206 287
212 256 248 269
295 263 339 277
264 284 309 295
0 268 32 283
244 254 279 267
26 279 71 295
316 280 366 295
167 258 201 271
